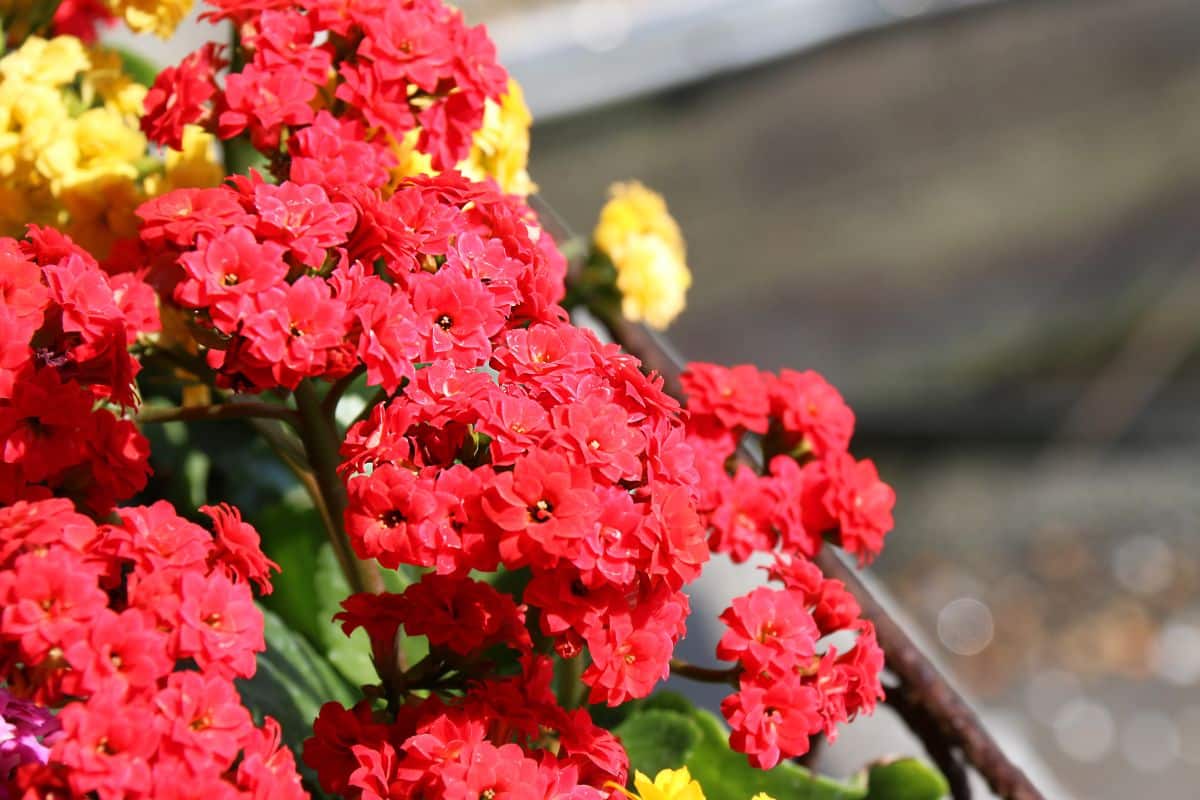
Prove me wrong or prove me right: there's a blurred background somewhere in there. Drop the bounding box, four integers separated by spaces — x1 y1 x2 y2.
124 0 1200 796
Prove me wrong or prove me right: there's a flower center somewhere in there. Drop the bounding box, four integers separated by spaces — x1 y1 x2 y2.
529 498 553 523
380 510 406 527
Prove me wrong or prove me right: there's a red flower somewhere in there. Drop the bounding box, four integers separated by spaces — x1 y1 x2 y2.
177 570 264 679
722 675 823 769
63 608 173 694
155 671 253 772
137 187 255 250
53 689 160 797
218 63 317 151
583 613 673 707
253 182 357 268
767 369 855 457
395 573 531 656
288 111 397 190
248 9 332 84
483 450 600 569
142 44 225 150
201 503 279 594
345 464 458 571
552 396 645 483
411 268 504 368
716 587 819 676
0 547 106 664
802 453 896 564
707 465 779 562
682 362 770 434
176 226 289 330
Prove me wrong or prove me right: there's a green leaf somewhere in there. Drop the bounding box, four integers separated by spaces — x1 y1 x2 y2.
223 136 270 177
616 697 867 800
860 758 949 800
313 542 379 686
684 707 867 800
615 709 703 778
237 607 357 779
254 502 325 644
114 47 160 88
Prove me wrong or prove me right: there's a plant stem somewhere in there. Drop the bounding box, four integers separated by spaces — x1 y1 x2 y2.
322 365 366 420
292 380 384 598
136 401 300 426
669 659 739 684
556 654 586 710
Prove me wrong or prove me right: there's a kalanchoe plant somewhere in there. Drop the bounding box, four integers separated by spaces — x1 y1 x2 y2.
0 1 959 799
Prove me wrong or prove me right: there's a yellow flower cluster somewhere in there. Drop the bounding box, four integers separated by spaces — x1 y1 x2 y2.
394 78 536 197
593 181 692 330
109 0 195 38
1 0 192 40
0 35 219 257
615 767 776 800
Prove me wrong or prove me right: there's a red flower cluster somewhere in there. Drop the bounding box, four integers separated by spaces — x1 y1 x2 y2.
0 498 301 798
716 556 884 769
0 229 154 513
143 0 507 169
339 320 706 708
304 655 625 799
680 364 891 767
136 168 566 392
683 364 895 564
111 0 902 787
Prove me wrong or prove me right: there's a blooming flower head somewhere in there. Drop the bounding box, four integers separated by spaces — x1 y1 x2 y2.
594 181 691 330
618 767 705 800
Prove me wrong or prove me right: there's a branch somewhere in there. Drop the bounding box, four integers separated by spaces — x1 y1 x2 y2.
322 365 366 419
136 401 300 426
292 381 385 598
887 687 972 800
669 658 739 684
588 304 1045 800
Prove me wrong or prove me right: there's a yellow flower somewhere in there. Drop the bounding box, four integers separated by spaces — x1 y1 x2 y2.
609 767 777 800
0 35 218 258
0 35 89 86
594 181 686 266
157 125 223 193
593 181 691 329
389 128 436 187
460 78 536 196
613 234 691 330
108 0 194 38
615 768 706 800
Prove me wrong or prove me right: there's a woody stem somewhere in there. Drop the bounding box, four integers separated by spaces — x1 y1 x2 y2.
557 654 586 710
136 401 301 427
669 659 740 684
292 380 386 600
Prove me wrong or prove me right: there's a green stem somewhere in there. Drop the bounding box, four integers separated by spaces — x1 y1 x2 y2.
556 654 586 710
322 365 366 420
292 380 384 597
